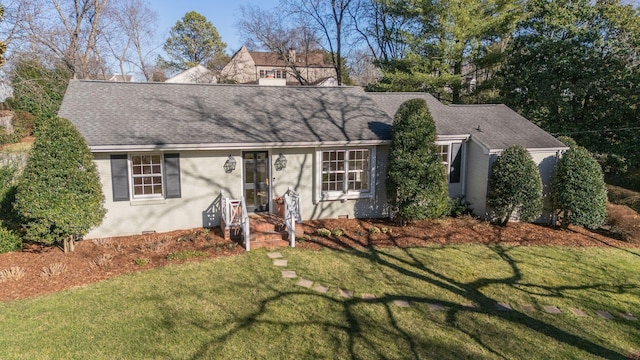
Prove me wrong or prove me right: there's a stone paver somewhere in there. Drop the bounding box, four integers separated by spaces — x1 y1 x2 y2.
267 252 283 259
463 303 478 309
313 284 329 293
273 259 288 267
361 293 376 300
543 306 562 314
569 308 588 317
338 289 354 298
393 299 410 307
428 303 445 311
496 302 512 311
520 304 536 313
297 278 313 288
281 270 297 279
595 310 614 320
620 312 637 321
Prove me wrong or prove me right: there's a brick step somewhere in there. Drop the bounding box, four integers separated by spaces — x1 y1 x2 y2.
251 238 289 249
250 231 286 242
251 222 280 232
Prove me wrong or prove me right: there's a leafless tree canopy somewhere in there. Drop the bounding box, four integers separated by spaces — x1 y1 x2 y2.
2 0 159 80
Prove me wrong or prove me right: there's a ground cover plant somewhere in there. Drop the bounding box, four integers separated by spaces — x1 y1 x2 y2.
1 219 639 359
1 245 639 359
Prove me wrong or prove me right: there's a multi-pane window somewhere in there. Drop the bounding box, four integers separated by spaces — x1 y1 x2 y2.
322 149 370 194
260 69 287 79
438 144 449 166
437 143 462 184
131 155 163 198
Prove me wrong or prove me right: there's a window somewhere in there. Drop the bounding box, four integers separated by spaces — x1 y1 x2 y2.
320 149 373 199
131 155 163 198
436 143 462 184
110 153 181 202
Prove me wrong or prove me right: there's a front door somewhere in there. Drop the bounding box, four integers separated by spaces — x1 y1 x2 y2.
243 151 270 212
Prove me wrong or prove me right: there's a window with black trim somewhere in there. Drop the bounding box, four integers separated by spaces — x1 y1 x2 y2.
131 154 163 198
110 153 181 202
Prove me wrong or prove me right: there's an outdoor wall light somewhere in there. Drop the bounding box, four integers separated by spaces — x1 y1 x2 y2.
274 153 287 171
223 155 237 173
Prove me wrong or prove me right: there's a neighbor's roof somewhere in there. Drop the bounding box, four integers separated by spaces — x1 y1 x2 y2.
368 92 566 151
58 81 566 152
58 81 392 150
248 51 332 68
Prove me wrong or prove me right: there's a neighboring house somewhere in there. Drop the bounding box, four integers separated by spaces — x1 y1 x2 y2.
58 80 567 240
165 65 217 84
95 74 134 82
220 46 336 85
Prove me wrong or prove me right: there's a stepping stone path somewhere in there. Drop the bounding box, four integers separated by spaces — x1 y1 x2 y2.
569 308 588 317
596 310 614 320
267 252 637 321
338 289 354 298
314 284 329 293
281 270 297 279
543 306 562 314
621 313 637 321
394 299 410 307
297 278 313 288
521 304 536 313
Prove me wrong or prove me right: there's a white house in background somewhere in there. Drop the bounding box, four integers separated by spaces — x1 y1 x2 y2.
58 81 567 245
165 65 217 84
95 74 134 82
220 46 336 85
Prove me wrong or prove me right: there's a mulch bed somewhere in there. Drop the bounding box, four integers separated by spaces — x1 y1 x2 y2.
1 216 638 302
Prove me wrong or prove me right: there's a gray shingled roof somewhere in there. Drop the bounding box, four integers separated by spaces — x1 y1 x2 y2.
58 81 565 151
58 81 392 148
368 92 566 150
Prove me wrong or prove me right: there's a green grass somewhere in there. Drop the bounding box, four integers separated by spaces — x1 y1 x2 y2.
2 245 640 359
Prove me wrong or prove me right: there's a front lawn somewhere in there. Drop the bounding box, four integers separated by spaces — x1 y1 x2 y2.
1 245 639 359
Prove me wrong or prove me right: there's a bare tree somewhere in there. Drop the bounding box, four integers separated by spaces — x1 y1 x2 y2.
104 0 159 81
284 0 363 85
6 0 112 79
348 0 413 65
237 4 322 85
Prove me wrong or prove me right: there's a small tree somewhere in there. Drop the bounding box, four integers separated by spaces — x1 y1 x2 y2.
14 117 106 252
487 145 543 226
551 146 607 229
386 98 449 225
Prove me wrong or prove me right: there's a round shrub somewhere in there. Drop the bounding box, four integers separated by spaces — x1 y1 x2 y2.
386 98 449 225
487 145 543 225
551 146 607 229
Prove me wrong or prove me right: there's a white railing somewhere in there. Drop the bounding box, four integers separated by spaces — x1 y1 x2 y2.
221 191 250 251
240 196 250 251
283 187 301 248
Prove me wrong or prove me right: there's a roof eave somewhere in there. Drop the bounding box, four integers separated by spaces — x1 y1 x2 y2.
89 140 392 153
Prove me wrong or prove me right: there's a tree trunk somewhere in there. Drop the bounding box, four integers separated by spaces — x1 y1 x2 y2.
63 235 75 253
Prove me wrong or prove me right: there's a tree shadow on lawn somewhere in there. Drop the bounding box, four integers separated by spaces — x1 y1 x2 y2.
149 233 637 360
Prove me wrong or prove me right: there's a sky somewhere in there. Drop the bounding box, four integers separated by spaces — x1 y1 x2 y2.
152 0 282 54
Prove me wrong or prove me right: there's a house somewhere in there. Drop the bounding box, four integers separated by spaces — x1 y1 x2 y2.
165 65 217 84
95 74 134 82
220 46 336 85
57 80 567 242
